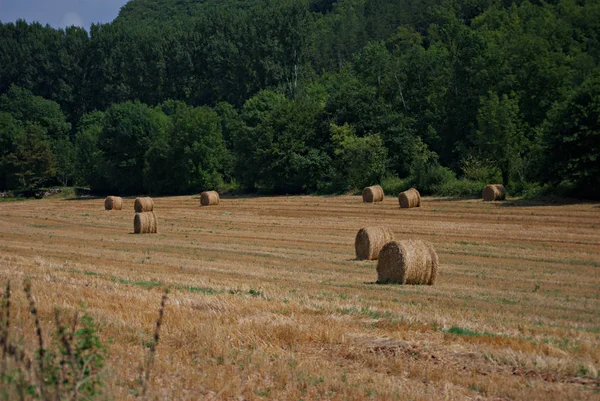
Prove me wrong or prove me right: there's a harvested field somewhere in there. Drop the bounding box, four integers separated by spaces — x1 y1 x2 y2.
0 195 599 400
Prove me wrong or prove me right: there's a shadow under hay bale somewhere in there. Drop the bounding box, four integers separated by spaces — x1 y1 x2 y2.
362 185 384 203
104 196 123 210
398 188 421 208
377 240 438 285
200 191 220 206
135 197 154 212
355 227 394 260
134 212 158 234
482 184 506 202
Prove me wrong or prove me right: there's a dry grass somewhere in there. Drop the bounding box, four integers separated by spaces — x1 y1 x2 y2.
0 195 599 400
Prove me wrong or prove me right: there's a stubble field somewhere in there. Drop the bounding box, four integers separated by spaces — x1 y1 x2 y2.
0 194 599 400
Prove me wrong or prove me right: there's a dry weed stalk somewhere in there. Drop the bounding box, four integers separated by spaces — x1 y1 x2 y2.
0 281 33 397
24 279 46 400
141 289 169 400
55 309 79 401
1 281 10 358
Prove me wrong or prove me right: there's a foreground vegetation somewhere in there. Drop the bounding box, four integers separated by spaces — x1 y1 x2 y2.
0 195 598 399
1 0 599 198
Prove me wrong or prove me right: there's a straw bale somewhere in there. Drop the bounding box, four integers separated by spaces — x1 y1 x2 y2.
355 226 394 260
134 197 154 212
362 185 384 203
134 212 158 234
377 239 439 285
104 196 123 210
482 184 506 201
200 191 220 206
398 188 421 208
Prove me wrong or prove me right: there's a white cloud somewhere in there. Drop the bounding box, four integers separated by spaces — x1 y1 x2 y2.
60 11 85 28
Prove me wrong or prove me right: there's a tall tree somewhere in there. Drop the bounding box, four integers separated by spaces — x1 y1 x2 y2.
474 92 526 186
97 101 168 194
4 125 56 191
544 72 600 197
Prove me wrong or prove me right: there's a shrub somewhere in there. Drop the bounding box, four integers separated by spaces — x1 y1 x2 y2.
411 163 456 195
330 123 388 193
460 155 502 183
381 175 410 195
0 280 169 400
0 280 107 401
437 179 485 198
408 138 456 194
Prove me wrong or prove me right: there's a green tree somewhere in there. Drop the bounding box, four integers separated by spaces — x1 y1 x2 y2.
0 112 24 190
409 137 456 195
5 125 57 191
544 72 600 198
234 90 329 193
0 86 72 188
330 123 387 191
97 101 168 194
74 111 105 188
52 139 76 186
0 85 71 139
322 71 417 176
474 92 526 185
148 101 229 194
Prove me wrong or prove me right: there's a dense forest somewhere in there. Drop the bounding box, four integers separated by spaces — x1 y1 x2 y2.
0 0 598 198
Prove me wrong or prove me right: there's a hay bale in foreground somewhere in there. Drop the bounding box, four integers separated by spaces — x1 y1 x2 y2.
134 197 154 212
104 196 123 210
482 184 506 201
377 240 439 285
398 188 421 208
355 227 394 260
200 191 220 206
362 185 384 203
134 212 158 234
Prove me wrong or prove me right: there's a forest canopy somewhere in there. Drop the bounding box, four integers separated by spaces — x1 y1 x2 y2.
0 0 598 197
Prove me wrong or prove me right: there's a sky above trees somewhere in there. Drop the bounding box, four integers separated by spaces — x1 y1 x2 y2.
0 0 129 29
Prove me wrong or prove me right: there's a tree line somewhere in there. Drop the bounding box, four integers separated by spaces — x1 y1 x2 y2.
0 0 598 197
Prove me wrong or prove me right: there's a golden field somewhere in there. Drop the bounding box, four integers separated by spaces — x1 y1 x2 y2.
0 194 599 400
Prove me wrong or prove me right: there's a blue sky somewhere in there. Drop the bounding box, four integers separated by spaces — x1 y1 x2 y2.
0 0 130 29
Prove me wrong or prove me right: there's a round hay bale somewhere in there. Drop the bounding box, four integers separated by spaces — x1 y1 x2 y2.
398 188 421 208
355 227 395 260
134 197 154 212
134 212 158 234
104 196 123 211
482 184 506 201
362 185 384 203
200 191 220 206
376 239 439 285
